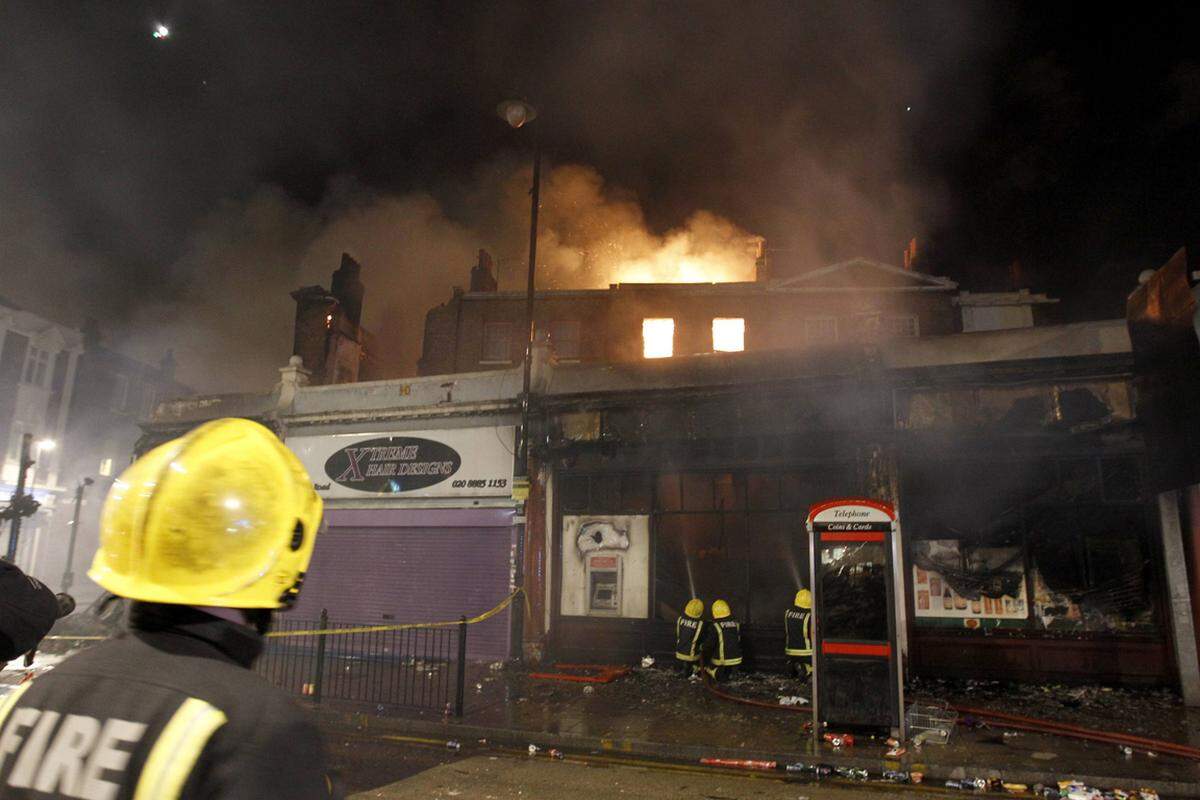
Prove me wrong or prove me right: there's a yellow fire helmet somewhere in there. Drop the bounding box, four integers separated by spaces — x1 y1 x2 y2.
711 599 731 619
684 598 704 619
89 418 324 609
795 588 812 609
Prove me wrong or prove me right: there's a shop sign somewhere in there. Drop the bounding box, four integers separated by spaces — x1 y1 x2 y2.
287 426 515 499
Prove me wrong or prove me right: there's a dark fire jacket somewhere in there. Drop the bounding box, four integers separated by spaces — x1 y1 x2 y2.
0 604 338 799
0 562 59 662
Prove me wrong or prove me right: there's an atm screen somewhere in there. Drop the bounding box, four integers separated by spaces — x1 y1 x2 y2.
819 543 888 641
589 570 619 611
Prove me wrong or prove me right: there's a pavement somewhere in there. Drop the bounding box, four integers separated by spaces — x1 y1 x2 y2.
315 665 1200 799
347 751 964 800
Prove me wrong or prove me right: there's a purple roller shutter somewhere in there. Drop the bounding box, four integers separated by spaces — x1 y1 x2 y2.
290 523 514 661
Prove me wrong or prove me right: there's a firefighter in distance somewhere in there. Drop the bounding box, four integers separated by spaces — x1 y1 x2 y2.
702 599 743 682
784 588 813 679
673 598 705 676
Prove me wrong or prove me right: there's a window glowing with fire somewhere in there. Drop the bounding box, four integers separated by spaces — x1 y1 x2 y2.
642 318 675 358
712 318 745 352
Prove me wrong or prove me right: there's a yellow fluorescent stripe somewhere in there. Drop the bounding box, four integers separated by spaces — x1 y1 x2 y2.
134 698 227 800
0 683 33 730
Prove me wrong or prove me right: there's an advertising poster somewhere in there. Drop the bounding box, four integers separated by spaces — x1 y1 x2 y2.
912 540 1028 623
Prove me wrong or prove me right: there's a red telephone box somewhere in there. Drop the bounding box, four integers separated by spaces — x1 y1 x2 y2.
807 498 905 738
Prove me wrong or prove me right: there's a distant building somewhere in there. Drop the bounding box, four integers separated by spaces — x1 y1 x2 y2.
290 253 377 385
418 252 1058 375
0 297 83 570
27 320 191 601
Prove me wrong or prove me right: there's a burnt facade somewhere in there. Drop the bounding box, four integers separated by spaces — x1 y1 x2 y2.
533 327 1168 684
419 255 1057 375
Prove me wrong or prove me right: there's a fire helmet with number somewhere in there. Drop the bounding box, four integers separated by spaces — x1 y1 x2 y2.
711 599 732 619
89 418 323 608
795 589 812 609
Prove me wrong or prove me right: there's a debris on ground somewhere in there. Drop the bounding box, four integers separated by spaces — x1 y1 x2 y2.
640 655 655 668
777 695 808 706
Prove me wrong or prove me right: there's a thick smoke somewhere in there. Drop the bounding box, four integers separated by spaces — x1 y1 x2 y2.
114 162 759 391
0 2 1006 394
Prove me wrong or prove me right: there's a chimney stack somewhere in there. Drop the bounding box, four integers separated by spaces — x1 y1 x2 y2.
903 238 918 271
470 249 498 292
330 253 365 328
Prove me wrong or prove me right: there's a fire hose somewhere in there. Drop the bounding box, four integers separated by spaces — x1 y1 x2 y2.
702 681 1200 761
949 703 1200 761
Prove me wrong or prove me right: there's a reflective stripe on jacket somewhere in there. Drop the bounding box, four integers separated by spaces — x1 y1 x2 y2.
784 608 812 657
709 619 743 666
0 602 338 799
674 617 704 662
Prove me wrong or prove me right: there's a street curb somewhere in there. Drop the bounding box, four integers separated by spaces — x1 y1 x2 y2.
314 708 1200 798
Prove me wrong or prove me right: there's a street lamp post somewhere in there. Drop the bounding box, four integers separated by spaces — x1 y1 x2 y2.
497 99 541 482
61 477 94 593
4 434 35 562
498 99 540 662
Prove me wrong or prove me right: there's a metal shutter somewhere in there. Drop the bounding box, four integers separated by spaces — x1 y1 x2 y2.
291 525 513 660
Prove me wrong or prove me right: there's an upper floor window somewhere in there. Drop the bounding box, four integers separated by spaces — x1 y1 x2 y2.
549 320 582 361
711 318 745 352
882 315 919 338
642 318 675 359
481 321 513 363
804 317 838 344
112 374 130 411
22 347 49 387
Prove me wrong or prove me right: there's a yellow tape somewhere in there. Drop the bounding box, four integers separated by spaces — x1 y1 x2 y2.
41 588 523 642
267 586 524 638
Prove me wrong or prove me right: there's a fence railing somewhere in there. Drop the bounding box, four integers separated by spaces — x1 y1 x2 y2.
255 609 468 716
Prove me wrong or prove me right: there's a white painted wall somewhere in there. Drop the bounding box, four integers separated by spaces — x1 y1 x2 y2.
560 515 649 618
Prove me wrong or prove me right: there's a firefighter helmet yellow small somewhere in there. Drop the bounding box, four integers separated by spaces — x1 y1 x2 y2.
795 588 812 609
711 599 731 619
89 418 323 609
684 598 704 619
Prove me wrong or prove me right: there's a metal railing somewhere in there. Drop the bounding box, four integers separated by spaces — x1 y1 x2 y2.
255 609 469 716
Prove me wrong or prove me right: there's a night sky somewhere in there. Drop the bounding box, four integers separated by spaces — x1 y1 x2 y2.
1 2 1197 391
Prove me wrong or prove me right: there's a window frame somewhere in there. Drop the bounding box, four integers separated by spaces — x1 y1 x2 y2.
711 317 746 353
641 318 675 359
548 319 582 361
480 321 514 364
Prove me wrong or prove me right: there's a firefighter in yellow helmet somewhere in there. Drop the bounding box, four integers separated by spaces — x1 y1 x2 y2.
785 588 813 680
0 418 339 798
701 599 743 682
674 598 705 676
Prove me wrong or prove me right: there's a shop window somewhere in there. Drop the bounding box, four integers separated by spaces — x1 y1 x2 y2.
560 475 589 511
549 320 582 361
481 322 513 363
654 514 748 622
621 475 653 512
590 475 622 511
642 318 674 359
711 318 745 352
1101 457 1141 503
746 511 809 625
1027 506 1156 633
714 473 743 511
746 473 779 510
681 473 714 511
655 473 682 511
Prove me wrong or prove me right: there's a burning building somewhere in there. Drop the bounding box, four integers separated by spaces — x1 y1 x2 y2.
132 246 1193 692
419 249 1057 374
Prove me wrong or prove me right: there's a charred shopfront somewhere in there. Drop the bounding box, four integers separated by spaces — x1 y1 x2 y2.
535 323 1173 686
